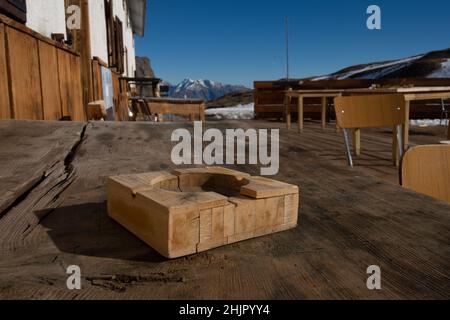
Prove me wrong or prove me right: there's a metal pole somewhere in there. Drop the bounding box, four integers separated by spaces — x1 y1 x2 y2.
342 129 354 167
285 16 290 81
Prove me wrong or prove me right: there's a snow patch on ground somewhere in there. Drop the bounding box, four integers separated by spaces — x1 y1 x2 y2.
311 55 424 81
428 59 450 78
205 103 255 120
410 119 449 127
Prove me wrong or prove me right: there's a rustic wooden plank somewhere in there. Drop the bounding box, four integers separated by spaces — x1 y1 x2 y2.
0 120 85 219
69 53 85 121
57 49 71 118
6 26 43 120
0 121 448 299
91 59 103 101
0 13 78 56
0 23 11 119
38 41 62 120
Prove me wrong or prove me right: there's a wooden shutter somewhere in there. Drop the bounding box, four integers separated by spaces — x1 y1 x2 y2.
114 17 124 74
104 0 115 66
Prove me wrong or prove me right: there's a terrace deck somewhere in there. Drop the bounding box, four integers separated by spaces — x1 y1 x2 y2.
0 120 449 299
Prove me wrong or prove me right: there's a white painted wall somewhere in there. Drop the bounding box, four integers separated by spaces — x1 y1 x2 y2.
89 0 136 76
25 0 137 77
88 0 109 64
26 0 66 39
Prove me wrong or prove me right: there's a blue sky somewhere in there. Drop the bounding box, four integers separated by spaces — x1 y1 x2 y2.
135 0 450 87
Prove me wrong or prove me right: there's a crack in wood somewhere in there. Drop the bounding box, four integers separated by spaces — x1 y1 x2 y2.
0 124 89 248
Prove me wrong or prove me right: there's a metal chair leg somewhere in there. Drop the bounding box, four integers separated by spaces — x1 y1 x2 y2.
397 124 404 159
342 129 354 167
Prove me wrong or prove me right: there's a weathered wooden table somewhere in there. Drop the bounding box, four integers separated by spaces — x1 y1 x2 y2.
285 87 450 149
0 120 448 299
285 90 343 132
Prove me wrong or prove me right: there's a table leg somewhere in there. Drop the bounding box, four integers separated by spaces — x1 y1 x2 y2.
392 126 399 167
321 97 327 130
335 94 341 133
298 96 304 133
285 94 291 130
200 103 205 122
403 100 410 151
353 128 361 156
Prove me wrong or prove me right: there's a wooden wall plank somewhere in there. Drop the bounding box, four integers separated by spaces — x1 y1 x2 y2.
6 26 43 120
38 41 62 120
57 49 85 121
57 49 71 118
0 23 11 119
91 59 103 101
69 54 85 121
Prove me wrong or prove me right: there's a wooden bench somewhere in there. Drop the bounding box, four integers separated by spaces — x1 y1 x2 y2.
334 94 407 167
401 145 450 204
144 98 205 122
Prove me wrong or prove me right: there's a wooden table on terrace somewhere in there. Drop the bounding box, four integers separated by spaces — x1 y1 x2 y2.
0 120 448 299
130 97 206 122
285 87 450 148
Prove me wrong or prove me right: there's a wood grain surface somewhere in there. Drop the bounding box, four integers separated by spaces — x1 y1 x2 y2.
0 120 449 299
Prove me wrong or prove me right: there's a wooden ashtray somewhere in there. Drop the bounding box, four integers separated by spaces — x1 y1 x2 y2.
107 167 300 259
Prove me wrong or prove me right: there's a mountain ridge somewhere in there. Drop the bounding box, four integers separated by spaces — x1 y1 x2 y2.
309 48 450 80
165 79 250 101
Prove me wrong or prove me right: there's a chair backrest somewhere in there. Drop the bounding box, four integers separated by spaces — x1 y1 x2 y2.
401 145 450 204
334 94 406 129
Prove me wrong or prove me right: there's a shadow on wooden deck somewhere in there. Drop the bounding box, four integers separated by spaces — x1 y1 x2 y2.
36 202 167 263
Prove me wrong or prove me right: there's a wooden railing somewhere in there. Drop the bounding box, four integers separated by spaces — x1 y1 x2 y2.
0 13 85 121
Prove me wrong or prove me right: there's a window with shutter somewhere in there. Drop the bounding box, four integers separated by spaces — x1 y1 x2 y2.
114 17 124 74
104 0 125 74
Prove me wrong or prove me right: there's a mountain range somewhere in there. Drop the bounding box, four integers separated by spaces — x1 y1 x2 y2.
165 79 250 101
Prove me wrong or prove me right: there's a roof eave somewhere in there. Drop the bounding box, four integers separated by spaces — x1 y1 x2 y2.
127 0 147 37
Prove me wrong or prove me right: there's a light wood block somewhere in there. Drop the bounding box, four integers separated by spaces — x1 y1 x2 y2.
107 167 300 259
87 101 107 121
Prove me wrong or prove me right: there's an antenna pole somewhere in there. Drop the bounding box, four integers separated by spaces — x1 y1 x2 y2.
285 16 290 81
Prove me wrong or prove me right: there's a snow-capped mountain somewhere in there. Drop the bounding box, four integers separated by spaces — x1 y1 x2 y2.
167 79 250 101
310 48 450 80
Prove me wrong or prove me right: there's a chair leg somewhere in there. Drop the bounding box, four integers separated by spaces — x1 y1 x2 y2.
342 129 354 167
397 124 404 160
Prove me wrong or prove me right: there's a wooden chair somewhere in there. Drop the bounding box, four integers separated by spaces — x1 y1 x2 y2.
130 99 153 121
401 145 450 204
334 94 407 167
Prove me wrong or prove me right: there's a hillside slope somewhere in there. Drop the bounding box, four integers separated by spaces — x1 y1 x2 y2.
311 48 450 80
